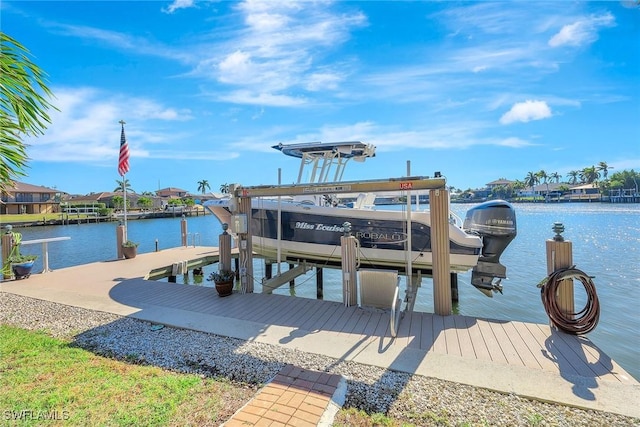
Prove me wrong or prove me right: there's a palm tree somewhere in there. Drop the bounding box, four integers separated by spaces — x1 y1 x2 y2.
114 178 134 193
197 179 211 194
512 180 525 200
220 183 230 194
536 170 550 200
0 32 57 191
597 161 613 180
524 171 539 201
580 166 600 184
567 170 580 185
550 172 561 183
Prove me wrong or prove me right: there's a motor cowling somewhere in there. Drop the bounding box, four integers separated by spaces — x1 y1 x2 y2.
463 200 517 296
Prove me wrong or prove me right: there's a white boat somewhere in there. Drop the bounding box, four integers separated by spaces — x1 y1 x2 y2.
205 141 517 295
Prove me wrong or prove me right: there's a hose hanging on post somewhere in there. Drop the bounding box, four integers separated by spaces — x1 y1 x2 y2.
539 266 600 335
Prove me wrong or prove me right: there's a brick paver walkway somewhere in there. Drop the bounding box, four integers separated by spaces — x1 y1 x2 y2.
223 365 345 426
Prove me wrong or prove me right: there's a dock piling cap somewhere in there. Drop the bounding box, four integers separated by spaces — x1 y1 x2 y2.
552 222 565 241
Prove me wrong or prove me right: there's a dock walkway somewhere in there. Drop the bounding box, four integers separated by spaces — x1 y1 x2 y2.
1 245 638 422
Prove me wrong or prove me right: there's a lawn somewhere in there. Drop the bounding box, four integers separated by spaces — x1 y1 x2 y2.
0 325 252 426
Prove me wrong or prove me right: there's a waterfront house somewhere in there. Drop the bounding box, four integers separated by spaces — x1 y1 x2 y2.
156 187 191 209
565 183 601 201
156 187 189 198
0 181 63 215
486 178 515 190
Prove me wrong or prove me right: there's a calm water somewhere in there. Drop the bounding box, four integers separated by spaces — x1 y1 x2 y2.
5 203 639 380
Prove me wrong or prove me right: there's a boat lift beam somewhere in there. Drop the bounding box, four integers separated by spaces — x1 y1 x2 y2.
231 176 446 198
261 261 313 294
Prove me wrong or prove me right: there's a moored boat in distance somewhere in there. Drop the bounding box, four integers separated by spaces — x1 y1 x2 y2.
205 141 516 296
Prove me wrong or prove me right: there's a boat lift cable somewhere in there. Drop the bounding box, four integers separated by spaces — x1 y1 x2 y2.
538 266 600 335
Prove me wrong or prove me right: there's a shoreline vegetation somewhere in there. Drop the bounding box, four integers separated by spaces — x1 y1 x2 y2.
1 195 637 229
0 207 209 228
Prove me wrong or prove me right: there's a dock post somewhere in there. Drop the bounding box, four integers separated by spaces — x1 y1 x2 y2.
450 272 459 303
546 222 574 318
180 215 188 247
341 222 358 306
2 227 14 280
219 223 231 272
116 224 125 259
238 195 254 293
289 263 295 288
316 267 324 299
430 188 452 315
265 261 273 279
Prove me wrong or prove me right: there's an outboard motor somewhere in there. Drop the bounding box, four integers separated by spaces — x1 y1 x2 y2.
463 200 517 296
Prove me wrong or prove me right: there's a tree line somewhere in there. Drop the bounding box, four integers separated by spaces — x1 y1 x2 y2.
480 162 639 201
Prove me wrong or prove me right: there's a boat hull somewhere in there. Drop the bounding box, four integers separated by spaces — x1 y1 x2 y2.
205 199 482 273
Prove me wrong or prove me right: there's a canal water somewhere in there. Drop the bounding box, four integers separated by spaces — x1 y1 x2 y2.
4 203 639 380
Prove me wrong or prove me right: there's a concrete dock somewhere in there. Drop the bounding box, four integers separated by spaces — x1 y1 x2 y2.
1 245 638 422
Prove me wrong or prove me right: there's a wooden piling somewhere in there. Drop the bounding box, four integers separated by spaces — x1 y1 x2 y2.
316 267 324 299
289 263 295 288
116 224 125 259
238 196 254 293
546 229 574 317
219 228 231 272
430 188 452 315
450 272 459 303
265 261 273 279
180 217 188 247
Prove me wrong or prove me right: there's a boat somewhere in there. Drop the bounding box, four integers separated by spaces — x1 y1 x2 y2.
205 141 517 296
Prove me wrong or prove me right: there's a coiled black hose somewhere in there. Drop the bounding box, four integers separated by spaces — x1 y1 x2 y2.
540 266 600 335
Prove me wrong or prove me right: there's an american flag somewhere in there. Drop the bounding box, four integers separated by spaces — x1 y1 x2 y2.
118 122 130 176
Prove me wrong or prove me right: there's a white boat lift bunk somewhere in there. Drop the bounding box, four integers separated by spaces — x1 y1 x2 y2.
226 174 456 336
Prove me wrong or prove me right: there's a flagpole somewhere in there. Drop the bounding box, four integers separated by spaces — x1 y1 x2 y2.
118 119 130 241
122 173 128 240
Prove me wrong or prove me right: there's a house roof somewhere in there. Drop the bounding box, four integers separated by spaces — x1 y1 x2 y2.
5 181 60 193
532 182 566 192
157 187 188 193
66 192 111 202
570 183 598 190
486 179 514 186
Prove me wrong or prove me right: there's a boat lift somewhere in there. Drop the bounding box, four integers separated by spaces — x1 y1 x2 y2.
227 174 455 336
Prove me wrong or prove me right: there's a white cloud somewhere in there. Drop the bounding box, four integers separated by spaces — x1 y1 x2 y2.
497 137 534 148
218 90 307 107
305 72 343 91
163 0 196 14
24 87 193 163
548 13 615 47
500 100 552 124
202 1 367 103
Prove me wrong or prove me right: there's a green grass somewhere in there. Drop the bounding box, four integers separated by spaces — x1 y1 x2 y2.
0 213 69 223
0 325 249 426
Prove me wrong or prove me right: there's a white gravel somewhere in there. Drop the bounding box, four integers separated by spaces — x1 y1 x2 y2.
1 292 638 426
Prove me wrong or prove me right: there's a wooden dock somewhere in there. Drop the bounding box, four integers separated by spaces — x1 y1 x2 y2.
1 245 638 418
109 279 632 384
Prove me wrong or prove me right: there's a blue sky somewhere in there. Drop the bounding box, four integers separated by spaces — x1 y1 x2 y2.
4 1 639 195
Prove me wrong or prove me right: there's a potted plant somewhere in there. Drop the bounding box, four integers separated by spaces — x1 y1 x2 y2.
207 269 235 297
8 253 38 279
2 228 38 279
121 240 139 259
